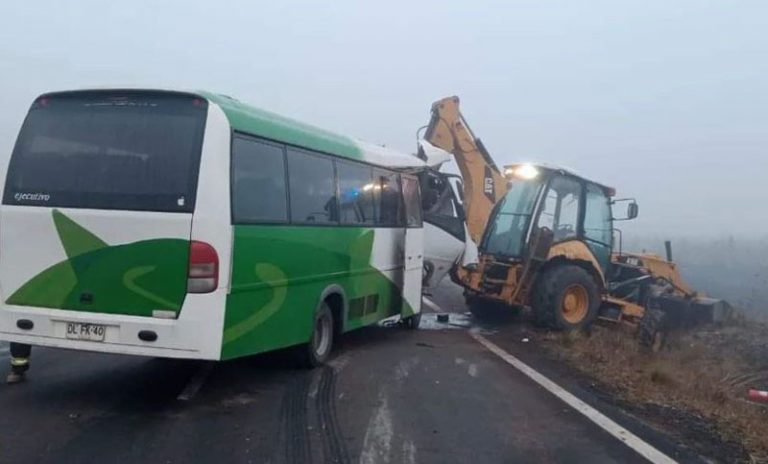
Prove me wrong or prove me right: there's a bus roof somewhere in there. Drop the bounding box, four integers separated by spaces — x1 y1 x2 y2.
198 91 426 169
34 89 427 170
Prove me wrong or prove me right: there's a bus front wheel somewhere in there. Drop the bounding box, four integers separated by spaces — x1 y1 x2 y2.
298 303 335 368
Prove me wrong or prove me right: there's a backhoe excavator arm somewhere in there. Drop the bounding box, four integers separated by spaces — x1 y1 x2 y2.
424 96 507 244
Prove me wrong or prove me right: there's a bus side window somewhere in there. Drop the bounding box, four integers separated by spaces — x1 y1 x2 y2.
375 169 403 227
336 161 375 225
402 176 423 227
231 135 288 223
418 172 465 241
286 148 338 224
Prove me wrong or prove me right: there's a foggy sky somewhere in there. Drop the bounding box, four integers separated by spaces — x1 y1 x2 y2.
1 1 765 239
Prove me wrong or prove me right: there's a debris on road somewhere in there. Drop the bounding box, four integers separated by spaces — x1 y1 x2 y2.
418 313 472 330
748 389 768 403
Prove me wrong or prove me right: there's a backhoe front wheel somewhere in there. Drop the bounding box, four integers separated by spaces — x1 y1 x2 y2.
639 309 667 352
533 265 600 331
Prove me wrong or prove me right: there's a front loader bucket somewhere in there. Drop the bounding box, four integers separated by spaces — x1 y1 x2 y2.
648 294 734 330
691 297 735 324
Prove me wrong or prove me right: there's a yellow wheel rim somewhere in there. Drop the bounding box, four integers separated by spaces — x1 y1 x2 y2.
561 284 589 324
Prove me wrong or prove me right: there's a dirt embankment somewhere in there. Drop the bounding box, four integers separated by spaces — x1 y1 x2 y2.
541 321 768 463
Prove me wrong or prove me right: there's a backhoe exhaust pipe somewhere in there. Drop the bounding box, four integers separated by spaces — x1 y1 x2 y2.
664 240 673 262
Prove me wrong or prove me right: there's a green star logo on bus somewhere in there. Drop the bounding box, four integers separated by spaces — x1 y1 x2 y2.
7 209 189 316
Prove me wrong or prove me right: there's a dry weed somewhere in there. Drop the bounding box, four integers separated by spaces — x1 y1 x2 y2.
545 323 768 460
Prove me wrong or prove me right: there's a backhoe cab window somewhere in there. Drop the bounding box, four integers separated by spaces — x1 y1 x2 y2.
584 183 612 245
537 176 582 242
483 179 542 257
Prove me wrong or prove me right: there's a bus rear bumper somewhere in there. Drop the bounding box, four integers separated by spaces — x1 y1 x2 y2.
0 304 221 360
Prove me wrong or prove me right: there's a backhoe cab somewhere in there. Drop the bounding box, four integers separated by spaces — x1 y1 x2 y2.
455 163 638 331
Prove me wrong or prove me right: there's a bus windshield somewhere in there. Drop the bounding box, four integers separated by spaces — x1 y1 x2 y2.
482 178 543 257
2 91 208 213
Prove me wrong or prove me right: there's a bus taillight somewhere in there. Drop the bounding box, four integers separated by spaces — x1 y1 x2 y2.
188 241 219 293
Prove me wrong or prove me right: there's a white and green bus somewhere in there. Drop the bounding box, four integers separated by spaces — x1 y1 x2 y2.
0 89 437 365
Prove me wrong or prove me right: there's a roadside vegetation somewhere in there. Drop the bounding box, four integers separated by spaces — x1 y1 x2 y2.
543 320 768 462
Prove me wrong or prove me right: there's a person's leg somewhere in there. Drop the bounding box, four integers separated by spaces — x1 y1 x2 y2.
7 342 31 384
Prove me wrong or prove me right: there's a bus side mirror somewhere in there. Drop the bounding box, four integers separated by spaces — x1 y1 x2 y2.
627 202 639 220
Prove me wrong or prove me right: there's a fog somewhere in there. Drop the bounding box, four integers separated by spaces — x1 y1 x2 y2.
1 1 766 308
624 236 768 318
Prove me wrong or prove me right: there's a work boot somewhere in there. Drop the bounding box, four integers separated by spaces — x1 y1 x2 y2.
6 371 25 384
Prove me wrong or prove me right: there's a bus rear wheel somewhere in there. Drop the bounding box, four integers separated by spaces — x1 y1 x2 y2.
298 303 334 368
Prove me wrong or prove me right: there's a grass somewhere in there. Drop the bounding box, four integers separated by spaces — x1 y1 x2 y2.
544 323 768 462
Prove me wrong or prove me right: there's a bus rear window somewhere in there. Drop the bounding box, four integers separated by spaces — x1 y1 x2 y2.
2 91 208 212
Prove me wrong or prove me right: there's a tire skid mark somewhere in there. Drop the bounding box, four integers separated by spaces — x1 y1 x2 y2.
316 366 351 464
358 357 422 464
393 357 419 387
328 352 352 373
401 439 417 464
359 393 393 464
280 373 313 464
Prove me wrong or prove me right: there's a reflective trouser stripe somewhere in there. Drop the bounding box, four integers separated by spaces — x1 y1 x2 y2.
10 357 29 366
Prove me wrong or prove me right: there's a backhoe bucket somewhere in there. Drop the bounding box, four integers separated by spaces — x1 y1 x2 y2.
648 294 734 329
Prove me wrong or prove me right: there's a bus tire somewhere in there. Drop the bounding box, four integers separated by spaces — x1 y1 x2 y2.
532 265 599 331
298 303 335 368
403 313 421 330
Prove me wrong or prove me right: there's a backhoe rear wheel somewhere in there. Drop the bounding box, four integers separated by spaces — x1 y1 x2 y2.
533 265 600 331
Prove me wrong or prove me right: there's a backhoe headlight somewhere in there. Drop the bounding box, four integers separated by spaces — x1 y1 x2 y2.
505 164 539 180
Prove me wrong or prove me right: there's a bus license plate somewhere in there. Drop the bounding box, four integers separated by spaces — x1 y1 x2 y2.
65 322 106 342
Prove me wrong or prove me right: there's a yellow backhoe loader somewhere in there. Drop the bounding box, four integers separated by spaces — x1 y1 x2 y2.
423 96 732 347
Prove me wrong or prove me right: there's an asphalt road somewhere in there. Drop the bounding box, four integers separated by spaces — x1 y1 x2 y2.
0 283 704 464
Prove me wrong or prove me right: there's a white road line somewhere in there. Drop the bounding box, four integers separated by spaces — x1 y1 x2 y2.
177 362 214 401
470 331 677 464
